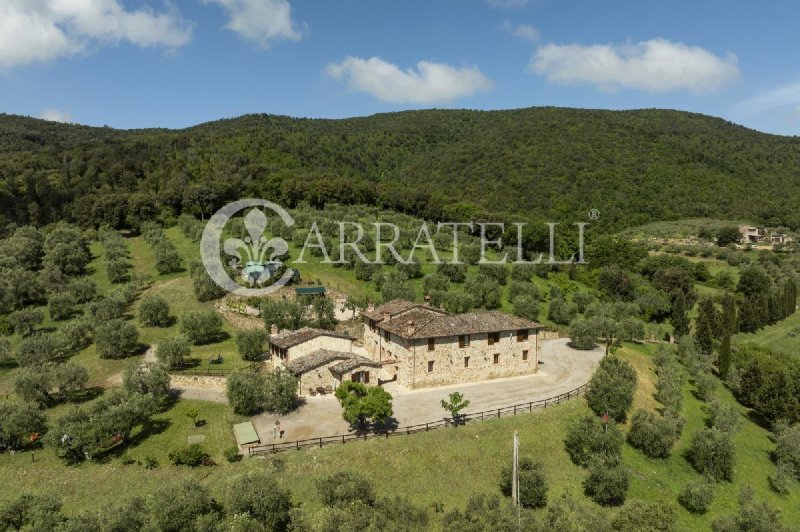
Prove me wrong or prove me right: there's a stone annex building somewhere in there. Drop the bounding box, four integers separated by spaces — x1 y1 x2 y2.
269 299 542 395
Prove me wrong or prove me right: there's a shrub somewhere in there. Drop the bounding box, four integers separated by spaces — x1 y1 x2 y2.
568 318 597 350
138 295 171 327
774 423 800 481
655 359 685 415
584 356 637 422
500 457 548 509
694 372 717 402
8 309 43 337
48 292 76 321
154 336 190 368
318 471 375 507
627 409 682 459
0 402 47 450
225 471 292 529
95 319 140 359
189 261 225 302
678 479 715 514
512 296 539 322
711 485 790 532
227 372 267 415
144 481 214 531
236 329 267 361
707 398 742 434
686 428 735 481
548 297 577 325
564 414 624 467
583 459 629 506
66 277 97 303
224 446 241 463
106 258 130 284
122 362 171 407
264 370 299 414
168 444 210 466
15 334 64 366
0 338 10 367
181 310 224 345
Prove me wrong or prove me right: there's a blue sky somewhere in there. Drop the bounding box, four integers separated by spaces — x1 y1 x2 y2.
1 0 799 135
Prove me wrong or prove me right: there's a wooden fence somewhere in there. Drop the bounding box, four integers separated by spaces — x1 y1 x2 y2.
248 383 587 456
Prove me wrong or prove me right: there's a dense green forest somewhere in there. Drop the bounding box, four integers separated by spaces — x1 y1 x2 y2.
1 107 800 232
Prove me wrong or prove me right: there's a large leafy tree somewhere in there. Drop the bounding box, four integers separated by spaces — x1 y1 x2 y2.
334 381 393 428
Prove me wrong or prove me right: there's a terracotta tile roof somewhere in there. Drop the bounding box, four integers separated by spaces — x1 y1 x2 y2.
284 349 352 375
361 299 444 321
269 327 353 349
380 310 541 339
329 355 382 375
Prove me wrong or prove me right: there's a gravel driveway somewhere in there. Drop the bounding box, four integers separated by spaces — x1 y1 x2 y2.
251 338 603 443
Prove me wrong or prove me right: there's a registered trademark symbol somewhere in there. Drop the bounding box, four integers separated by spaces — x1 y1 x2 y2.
588 209 600 220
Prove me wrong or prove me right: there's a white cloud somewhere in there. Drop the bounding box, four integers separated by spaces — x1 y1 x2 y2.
206 0 304 46
502 21 540 42
38 108 72 123
0 0 192 69
731 81 800 118
326 56 493 105
530 38 740 94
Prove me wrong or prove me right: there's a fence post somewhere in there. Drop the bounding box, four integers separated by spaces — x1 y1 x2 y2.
513 405 517 415
319 438 322 448
426 422 429 432
497 408 500 418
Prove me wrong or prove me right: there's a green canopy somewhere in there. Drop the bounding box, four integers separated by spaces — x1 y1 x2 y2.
295 286 326 296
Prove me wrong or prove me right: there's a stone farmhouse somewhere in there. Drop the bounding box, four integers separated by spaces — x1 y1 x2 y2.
269 326 379 395
362 300 542 389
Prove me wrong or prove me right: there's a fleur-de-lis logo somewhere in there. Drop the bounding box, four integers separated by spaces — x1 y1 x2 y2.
201 199 295 296
223 209 289 286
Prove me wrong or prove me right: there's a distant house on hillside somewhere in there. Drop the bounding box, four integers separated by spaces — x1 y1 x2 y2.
361 299 541 389
739 225 764 244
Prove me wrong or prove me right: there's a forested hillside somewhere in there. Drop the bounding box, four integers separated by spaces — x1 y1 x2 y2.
1 107 799 231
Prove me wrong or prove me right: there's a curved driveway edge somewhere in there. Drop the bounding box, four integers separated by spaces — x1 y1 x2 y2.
251 338 603 443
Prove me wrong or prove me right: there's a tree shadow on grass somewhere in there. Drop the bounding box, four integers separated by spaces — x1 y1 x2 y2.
745 408 773 431
95 419 172 463
68 386 104 404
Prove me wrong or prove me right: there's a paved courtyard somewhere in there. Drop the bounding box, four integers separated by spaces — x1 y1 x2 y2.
251 338 603 443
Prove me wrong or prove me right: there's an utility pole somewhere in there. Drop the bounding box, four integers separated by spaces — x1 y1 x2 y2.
512 430 520 529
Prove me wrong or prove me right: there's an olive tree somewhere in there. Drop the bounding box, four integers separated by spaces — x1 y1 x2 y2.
181 310 224 345
95 319 140 359
138 295 171 327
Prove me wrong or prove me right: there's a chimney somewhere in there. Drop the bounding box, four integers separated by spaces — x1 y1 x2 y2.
423 294 431 303
407 320 415 336
367 302 375 312
270 324 279 336
382 312 391 323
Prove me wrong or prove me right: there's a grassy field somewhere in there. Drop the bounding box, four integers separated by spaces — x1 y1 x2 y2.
734 310 800 356
1 343 797 529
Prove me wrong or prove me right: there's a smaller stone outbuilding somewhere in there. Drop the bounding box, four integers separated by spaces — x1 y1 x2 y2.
269 327 354 367
284 349 382 395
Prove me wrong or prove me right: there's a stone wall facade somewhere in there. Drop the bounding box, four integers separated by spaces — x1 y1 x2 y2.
295 361 377 396
364 326 538 389
274 335 353 370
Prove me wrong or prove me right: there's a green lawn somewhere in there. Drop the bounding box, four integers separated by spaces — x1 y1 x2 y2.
734 310 800 357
